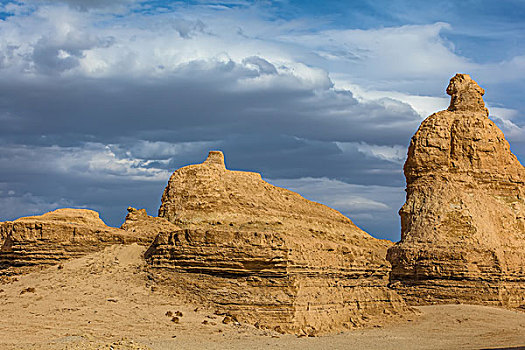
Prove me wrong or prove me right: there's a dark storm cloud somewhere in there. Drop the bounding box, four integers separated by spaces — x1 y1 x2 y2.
217 135 404 186
0 143 169 225
0 57 415 237
0 59 420 147
31 34 115 75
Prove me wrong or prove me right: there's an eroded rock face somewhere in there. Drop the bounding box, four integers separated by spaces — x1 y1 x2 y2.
387 74 525 307
120 207 179 240
0 208 149 276
146 151 409 335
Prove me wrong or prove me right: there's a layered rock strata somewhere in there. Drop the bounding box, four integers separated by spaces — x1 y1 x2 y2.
145 151 408 335
0 208 148 276
387 74 525 307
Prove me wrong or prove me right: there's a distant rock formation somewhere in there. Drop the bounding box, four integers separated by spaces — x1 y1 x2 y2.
120 207 179 239
0 208 149 276
145 151 409 335
387 74 525 307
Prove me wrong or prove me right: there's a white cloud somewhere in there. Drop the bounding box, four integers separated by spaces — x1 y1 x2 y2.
358 143 407 164
489 108 525 142
110 140 219 160
335 141 407 164
476 55 525 84
0 1 521 96
0 5 464 88
336 81 450 118
278 22 474 90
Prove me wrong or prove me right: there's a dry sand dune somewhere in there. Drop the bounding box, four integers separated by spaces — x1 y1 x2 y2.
0 244 523 350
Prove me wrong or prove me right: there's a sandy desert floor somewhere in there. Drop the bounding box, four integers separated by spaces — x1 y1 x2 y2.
0 244 524 350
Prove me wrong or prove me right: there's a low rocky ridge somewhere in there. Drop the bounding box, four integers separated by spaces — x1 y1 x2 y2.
145 151 409 335
387 74 525 308
0 208 150 277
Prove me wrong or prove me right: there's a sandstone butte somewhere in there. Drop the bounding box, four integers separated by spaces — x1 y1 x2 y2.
387 74 525 308
144 150 409 335
0 208 151 277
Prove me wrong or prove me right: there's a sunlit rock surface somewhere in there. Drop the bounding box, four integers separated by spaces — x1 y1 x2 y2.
387 74 525 308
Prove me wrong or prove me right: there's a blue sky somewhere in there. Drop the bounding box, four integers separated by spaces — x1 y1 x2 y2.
0 0 523 241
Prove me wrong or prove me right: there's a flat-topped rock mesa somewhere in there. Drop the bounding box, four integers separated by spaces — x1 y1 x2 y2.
387 74 525 307
146 151 409 335
0 208 149 276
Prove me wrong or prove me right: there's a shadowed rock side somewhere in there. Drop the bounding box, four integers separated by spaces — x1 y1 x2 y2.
145 151 409 335
387 74 525 308
0 208 150 277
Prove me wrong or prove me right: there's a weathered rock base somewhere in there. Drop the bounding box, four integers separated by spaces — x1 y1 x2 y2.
146 228 409 335
388 246 525 308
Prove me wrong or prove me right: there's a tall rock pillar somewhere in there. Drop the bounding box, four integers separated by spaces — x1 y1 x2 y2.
387 74 525 307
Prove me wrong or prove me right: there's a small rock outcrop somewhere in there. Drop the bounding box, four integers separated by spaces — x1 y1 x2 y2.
120 207 179 239
145 151 409 335
387 74 525 307
0 208 149 276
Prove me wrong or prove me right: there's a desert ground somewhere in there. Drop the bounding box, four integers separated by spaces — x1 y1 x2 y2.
0 244 523 350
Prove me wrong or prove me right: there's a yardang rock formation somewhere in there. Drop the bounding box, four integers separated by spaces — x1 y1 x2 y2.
387 74 525 307
145 151 409 335
0 208 149 277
